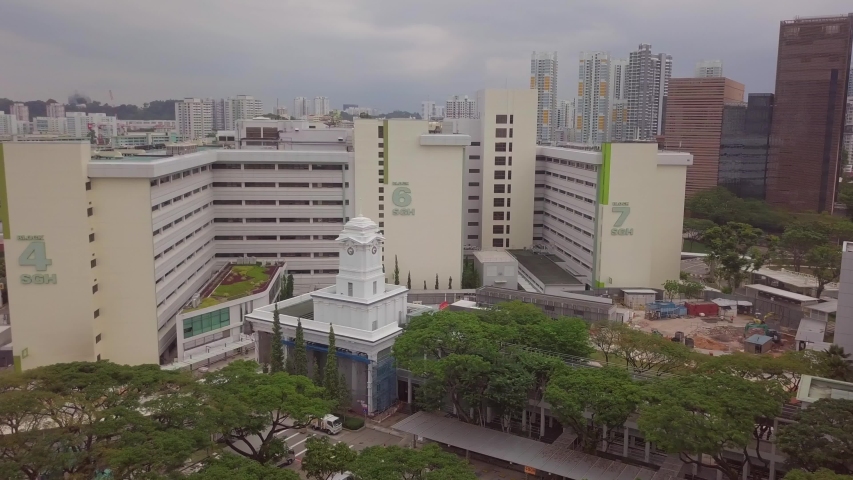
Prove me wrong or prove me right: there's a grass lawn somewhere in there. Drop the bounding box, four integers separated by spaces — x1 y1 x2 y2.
212 265 271 298
682 239 711 254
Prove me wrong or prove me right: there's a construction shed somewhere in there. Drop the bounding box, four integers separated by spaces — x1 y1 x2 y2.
621 289 657 308
685 301 719 317
645 302 687 320
745 334 774 354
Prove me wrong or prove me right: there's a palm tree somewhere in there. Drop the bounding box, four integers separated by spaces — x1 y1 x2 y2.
822 345 853 382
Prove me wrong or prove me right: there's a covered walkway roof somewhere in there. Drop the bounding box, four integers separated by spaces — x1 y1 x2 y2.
392 412 679 480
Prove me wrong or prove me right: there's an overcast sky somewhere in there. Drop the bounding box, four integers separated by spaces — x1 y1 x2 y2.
1 0 851 112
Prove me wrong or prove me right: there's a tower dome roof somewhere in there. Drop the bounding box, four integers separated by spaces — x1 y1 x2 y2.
336 215 384 244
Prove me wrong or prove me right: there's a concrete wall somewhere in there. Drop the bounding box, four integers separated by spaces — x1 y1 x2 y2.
479 89 538 250
1 142 98 370
596 143 688 289
834 245 853 353
354 119 466 291
89 177 160 364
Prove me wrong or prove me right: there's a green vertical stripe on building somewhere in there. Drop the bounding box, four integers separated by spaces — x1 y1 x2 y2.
0 144 10 239
598 142 611 205
383 120 389 185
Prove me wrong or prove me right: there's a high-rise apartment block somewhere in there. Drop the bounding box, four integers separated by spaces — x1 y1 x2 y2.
530 51 558 144
609 58 630 141
10 103 29 122
293 97 309 119
555 99 577 142
64 112 118 138
46 102 65 118
695 60 724 78
175 98 214 140
719 93 774 198
445 95 477 119
275 106 289 118
34 117 68 135
577 52 611 145
313 97 330 116
421 101 444 120
0 113 19 135
766 14 853 212
663 77 744 196
225 95 264 130
626 44 672 141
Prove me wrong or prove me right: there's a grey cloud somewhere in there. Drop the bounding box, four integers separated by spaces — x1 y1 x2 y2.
0 0 850 111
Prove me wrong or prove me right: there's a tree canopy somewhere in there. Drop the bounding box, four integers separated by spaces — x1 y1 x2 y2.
187 454 299 480
777 398 853 474
0 362 210 480
350 444 477 480
302 436 357 480
638 373 786 480
703 222 775 291
202 361 330 465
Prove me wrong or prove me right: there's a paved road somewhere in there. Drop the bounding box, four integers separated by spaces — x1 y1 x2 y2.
273 424 404 473
680 257 708 279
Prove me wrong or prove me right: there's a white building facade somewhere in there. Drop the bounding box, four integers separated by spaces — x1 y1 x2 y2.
695 60 724 78
445 95 477 119
0 113 20 135
531 51 558 144
34 117 68 135
609 58 629 142
577 52 611 145
46 102 65 118
313 97 330 116
175 98 214 140
294 97 309 119
626 44 672 140
65 112 118 138
10 103 29 122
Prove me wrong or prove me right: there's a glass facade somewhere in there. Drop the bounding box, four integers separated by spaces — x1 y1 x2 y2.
719 93 774 199
183 308 230 338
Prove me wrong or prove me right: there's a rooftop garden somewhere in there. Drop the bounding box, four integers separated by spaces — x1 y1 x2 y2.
187 264 279 311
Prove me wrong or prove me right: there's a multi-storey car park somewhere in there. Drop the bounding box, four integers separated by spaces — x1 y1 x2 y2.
0 90 692 371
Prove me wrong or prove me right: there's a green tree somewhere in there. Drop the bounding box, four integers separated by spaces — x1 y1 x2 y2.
286 273 294 299
394 255 400 285
683 217 716 250
0 362 211 480
484 357 534 432
203 361 331 465
350 444 477 480
614 328 693 375
323 326 347 413
448 276 452 289
286 319 308 377
423 280 427 290
638 373 786 480
663 279 680 301
435 274 439 289
777 398 853 474
680 279 704 299
407 271 411 289
279 274 288 301
778 224 828 272
188 454 299 480
838 183 853 220
703 222 774 290
697 350 820 394
819 345 853 382
807 244 842 298
546 367 642 453
785 469 853 480
270 303 284 374
301 436 357 480
589 321 627 363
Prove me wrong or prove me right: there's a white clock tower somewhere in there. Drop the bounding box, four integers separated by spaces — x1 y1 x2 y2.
310 216 408 333
334 216 386 300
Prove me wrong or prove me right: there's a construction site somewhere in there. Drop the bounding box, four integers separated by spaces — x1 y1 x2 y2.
625 299 799 355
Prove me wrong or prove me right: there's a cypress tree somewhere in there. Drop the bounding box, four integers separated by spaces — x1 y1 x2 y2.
406 272 412 289
448 276 453 289
423 280 427 290
270 303 284 374
290 319 308 377
285 273 294 299
393 256 400 285
435 274 439 290
324 326 341 409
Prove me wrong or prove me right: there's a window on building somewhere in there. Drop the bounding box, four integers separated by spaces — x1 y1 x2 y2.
373 281 377 295
495 170 506 180
89 233 95 242
494 184 505 194
468 208 480 213
493 225 504 234
496 115 508 124
468 196 480 200
494 198 505 207
469 155 481 160
510 128 514 138
495 128 507 138
86 181 92 191
92 284 98 294
183 308 231 339
213 200 242 205
495 142 507 152
91 259 97 268
492 238 504 248
469 169 480 173
467 235 479 239
495 156 506 166
95 334 101 343
510 114 514 124
244 182 275 188
467 222 479 226
378 126 384 138
279 163 309 170
468 182 480 187
493 212 505 221
87 207 93 217
471 142 481 146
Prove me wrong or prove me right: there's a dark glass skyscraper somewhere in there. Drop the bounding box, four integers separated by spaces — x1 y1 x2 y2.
719 94 775 199
766 14 853 212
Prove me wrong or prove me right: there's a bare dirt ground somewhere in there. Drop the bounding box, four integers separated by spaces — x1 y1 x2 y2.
625 311 794 355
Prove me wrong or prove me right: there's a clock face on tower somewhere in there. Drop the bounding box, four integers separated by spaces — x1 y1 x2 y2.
347 247 355 256
371 246 377 254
